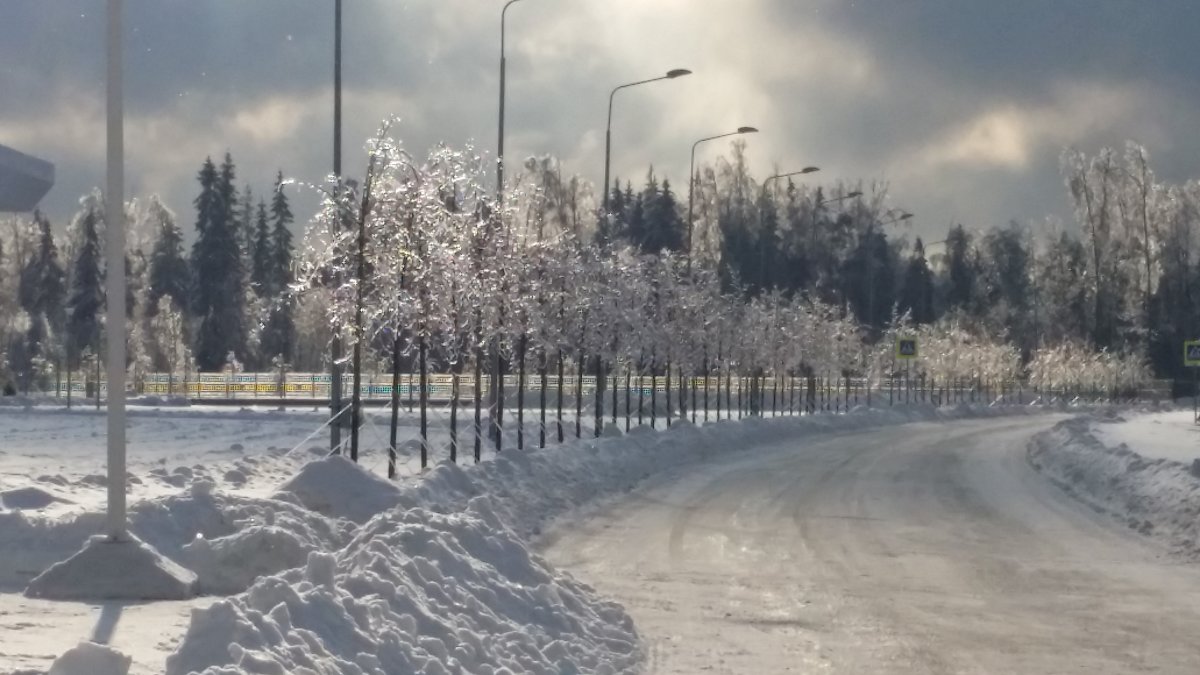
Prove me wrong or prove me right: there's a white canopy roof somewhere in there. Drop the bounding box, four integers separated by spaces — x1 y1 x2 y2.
0 143 55 212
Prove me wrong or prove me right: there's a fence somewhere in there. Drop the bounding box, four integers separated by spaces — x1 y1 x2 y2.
44 371 1173 405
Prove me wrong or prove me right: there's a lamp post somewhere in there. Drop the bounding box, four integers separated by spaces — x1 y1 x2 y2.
105 0 127 541
864 210 914 332
498 0 525 202
759 167 820 291
687 126 758 271
329 0 345 455
764 167 820 188
818 189 862 207
602 69 692 214
593 69 690 437
490 0 528 451
880 211 914 227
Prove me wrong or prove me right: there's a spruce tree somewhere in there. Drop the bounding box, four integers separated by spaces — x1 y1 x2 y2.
238 185 255 263
899 238 935 324
261 173 296 362
147 200 190 314
66 202 104 369
944 224 978 312
753 186 779 292
13 212 65 390
269 171 293 294
19 211 67 329
191 154 247 370
251 200 272 296
643 178 685 256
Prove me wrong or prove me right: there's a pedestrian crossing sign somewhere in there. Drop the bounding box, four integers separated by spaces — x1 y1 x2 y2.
1185 340 1200 367
896 337 919 360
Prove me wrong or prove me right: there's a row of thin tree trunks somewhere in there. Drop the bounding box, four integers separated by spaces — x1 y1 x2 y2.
380 336 1048 475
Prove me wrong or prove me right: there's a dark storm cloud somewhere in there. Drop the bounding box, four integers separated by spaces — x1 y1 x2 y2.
3 0 1198 242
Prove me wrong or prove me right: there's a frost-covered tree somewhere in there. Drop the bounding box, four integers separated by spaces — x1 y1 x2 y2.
899 238 934 325
191 154 247 370
251 199 272 296
66 194 105 371
146 197 190 314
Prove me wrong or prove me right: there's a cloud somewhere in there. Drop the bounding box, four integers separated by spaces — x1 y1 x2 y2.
911 81 1154 174
3 0 1200 244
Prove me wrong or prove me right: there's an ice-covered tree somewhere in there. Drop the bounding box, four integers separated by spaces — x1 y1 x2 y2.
191 154 247 370
66 193 105 371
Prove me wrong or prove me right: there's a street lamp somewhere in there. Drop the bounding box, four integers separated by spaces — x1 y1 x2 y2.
592 68 691 437
498 0 526 203
818 189 862 207
329 0 345 455
863 210 914 331
764 167 820 187
687 126 759 270
602 69 692 213
758 167 820 293
880 211 914 227
490 0 528 451
106 0 127 542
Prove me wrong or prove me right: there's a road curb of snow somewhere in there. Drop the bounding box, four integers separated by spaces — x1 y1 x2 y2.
1027 413 1200 558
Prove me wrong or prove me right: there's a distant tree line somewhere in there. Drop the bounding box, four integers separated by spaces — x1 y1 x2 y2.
601 141 1196 381
0 139 1190 394
0 153 296 394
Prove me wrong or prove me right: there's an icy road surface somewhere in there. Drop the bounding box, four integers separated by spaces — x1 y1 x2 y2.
543 416 1200 674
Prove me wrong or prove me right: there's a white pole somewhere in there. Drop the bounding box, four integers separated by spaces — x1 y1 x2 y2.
105 0 128 541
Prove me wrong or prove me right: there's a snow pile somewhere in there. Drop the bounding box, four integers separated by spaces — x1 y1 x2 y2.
25 533 197 601
1 485 72 510
47 641 132 675
166 497 638 675
1028 416 1200 557
0 509 106 590
0 484 349 593
274 455 415 524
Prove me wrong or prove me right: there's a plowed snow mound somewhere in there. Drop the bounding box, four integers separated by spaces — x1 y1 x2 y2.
0 484 348 594
275 455 415 524
1028 417 1200 557
167 497 639 675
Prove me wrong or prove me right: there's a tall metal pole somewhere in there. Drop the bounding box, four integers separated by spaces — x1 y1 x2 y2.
686 127 758 273
758 167 819 292
105 0 127 541
491 0 525 451
596 70 690 436
330 0 345 455
602 70 692 215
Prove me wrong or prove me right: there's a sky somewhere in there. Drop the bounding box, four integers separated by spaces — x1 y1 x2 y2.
2 0 1199 243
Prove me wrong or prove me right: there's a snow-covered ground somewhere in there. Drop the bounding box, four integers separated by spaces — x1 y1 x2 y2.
1029 405 1200 559
1091 407 1200 464
0 402 1047 674
543 413 1200 673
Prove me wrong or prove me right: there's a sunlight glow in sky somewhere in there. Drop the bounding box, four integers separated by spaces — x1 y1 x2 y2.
2 0 1198 239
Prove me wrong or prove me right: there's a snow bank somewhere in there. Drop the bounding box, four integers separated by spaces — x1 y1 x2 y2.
0 509 106 590
1089 405 1198 464
0 485 349 594
167 498 638 675
25 533 198 601
275 455 416 524
1028 416 1200 557
47 641 131 675
1 485 72 509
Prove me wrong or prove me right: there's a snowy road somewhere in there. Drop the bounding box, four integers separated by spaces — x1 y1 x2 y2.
543 415 1200 674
